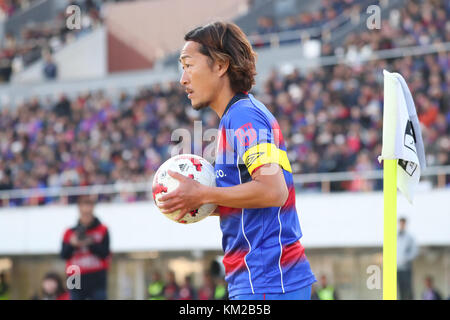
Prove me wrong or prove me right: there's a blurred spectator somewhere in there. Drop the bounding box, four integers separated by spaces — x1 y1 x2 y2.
0 272 10 300
0 33 14 82
163 270 179 300
213 277 228 300
0 0 41 18
422 276 442 300
0 0 105 83
147 271 165 300
310 284 319 300
197 273 215 300
256 16 278 35
397 217 418 300
33 272 69 300
42 50 58 80
53 94 71 118
209 259 228 300
60 194 111 300
317 275 339 300
178 275 196 300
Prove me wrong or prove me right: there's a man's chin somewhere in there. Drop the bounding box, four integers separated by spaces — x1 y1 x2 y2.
191 100 209 110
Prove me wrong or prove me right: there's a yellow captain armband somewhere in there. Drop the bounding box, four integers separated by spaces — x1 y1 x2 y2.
242 143 292 175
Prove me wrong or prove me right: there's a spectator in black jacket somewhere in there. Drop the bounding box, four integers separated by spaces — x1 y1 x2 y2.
61 195 111 300
42 50 58 81
0 272 10 300
163 270 179 300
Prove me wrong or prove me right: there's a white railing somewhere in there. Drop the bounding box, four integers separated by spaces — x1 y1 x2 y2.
294 165 450 192
316 41 450 67
0 165 448 205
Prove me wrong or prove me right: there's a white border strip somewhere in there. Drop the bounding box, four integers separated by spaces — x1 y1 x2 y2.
277 206 285 293
236 153 255 294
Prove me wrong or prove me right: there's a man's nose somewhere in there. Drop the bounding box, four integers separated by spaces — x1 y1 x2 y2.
180 70 189 86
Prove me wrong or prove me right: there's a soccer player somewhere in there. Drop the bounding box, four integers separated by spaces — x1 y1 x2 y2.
157 21 316 300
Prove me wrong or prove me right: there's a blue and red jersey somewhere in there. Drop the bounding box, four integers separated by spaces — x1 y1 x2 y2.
214 92 316 297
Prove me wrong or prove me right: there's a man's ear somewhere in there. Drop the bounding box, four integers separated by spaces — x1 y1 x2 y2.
215 58 230 78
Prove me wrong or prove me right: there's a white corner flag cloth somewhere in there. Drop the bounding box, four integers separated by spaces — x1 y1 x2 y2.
378 70 426 203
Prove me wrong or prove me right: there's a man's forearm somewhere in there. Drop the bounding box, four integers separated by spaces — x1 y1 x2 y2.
157 164 288 217
202 179 286 209
60 242 75 260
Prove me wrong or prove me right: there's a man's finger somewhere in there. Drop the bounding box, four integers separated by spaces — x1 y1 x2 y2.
168 170 186 181
158 190 178 202
161 204 185 214
176 209 188 221
158 199 182 210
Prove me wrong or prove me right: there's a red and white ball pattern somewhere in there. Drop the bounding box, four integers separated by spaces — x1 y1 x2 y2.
152 154 217 224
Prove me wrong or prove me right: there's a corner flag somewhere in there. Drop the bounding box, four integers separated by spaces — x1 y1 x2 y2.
378 70 426 300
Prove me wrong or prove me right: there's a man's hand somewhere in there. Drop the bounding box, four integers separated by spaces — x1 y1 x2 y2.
80 236 94 247
157 170 206 222
69 234 80 247
69 234 94 248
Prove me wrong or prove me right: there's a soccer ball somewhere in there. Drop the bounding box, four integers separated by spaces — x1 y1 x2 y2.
152 154 217 224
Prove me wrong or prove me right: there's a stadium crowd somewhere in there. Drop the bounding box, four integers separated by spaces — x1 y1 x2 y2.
0 0 105 82
3 0 448 82
0 0 448 206
0 49 448 206
332 0 450 61
251 0 450 48
253 0 364 36
0 0 39 18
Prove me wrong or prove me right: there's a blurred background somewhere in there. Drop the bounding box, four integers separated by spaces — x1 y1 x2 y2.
0 0 448 300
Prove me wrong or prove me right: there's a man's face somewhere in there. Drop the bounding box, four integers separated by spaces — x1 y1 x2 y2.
42 278 57 295
320 275 327 286
153 273 161 282
179 41 220 110
78 199 95 225
399 220 406 231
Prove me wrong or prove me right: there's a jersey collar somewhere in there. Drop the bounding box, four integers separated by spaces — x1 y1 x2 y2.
221 92 249 118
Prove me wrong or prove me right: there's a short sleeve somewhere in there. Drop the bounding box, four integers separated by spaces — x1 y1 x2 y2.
226 106 292 175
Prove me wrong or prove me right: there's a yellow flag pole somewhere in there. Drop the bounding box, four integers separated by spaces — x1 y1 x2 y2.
383 159 397 300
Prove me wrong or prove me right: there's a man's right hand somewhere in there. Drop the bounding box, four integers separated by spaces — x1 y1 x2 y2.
69 234 81 247
70 234 95 247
